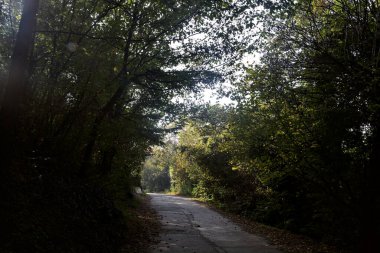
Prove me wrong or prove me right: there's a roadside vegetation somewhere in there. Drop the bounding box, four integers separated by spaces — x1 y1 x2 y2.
1 0 379 252
0 0 260 251
142 1 380 252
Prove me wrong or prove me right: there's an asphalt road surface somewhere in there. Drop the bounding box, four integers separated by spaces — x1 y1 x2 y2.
149 193 282 253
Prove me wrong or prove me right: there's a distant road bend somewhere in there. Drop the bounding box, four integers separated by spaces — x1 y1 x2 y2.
149 193 282 253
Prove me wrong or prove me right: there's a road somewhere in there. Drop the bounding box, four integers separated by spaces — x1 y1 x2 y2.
148 193 282 253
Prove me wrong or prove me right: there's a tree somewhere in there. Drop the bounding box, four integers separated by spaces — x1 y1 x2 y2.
141 144 174 192
0 0 39 174
153 1 380 251
0 1 265 251
229 0 380 250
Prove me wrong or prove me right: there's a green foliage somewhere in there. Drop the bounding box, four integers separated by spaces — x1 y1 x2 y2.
141 144 174 192
2 0 379 251
169 150 196 195
0 0 263 252
148 1 380 251
232 1 380 248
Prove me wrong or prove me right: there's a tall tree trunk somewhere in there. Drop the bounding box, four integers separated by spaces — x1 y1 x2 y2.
1 0 39 127
0 0 39 174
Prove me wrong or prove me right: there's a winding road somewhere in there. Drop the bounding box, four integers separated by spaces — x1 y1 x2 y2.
149 193 282 253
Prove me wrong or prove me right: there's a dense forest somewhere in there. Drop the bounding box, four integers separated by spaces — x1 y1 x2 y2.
0 0 379 252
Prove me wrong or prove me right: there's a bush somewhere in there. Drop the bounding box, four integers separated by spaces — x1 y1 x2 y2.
0 174 127 253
